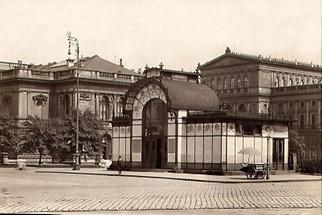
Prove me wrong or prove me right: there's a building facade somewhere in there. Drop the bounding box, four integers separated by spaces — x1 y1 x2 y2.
199 48 322 165
112 67 290 173
0 56 142 158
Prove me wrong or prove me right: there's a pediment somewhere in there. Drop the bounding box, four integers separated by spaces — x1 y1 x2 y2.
202 55 253 69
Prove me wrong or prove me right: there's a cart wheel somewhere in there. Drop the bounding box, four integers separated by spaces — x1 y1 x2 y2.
246 171 255 179
260 172 266 179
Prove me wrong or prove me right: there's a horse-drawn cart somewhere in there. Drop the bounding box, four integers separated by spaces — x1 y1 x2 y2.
240 163 266 179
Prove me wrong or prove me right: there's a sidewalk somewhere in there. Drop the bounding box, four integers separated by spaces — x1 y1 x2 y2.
35 167 322 183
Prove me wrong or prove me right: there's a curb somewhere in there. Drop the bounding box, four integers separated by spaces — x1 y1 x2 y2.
35 170 322 184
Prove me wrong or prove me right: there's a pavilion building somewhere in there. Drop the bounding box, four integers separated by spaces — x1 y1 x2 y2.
112 67 290 173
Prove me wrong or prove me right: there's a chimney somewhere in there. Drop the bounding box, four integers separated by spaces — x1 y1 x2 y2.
120 58 123 67
80 56 85 68
66 58 74 67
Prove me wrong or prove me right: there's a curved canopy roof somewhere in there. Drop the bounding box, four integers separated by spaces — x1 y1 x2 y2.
124 78 219 112
160 79 219 111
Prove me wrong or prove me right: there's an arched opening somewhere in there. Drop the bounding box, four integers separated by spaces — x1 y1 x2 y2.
237 104 247 112
142 99 168 168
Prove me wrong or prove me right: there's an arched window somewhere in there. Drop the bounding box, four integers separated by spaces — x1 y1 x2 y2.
224 77 227 89
312 79 315 84
230 77 234 88
244 75 248 88
116 97 123 117
289 78 294 86
63 95 70 115
301 78 305 85
295 76 299 85
217 78 221 89
237 76 241 88
100 96 110 120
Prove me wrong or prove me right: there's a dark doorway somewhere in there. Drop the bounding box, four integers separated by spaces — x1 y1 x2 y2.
142 99 168 169
103 134 112 160
273 138 285 170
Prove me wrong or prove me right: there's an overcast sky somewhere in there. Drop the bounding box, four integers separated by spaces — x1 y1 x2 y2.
0 0 320 71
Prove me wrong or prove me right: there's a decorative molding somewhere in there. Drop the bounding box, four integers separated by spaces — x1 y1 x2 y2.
32 94 47 106
80 92 90 100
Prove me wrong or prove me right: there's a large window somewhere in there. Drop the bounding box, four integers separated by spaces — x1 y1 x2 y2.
299 114 305 128
224 77 227 89
244 75 248 88
230 77 234 88
100 96 110 120
116 98 123 117
237 76 241 88
311 114 317 128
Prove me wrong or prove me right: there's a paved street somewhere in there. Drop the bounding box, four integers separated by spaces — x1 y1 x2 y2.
0 168 321 214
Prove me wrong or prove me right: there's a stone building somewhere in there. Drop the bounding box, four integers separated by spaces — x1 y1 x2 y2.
199 48 322 166
112 67 290 173
271 85 321 162
0 56 141 158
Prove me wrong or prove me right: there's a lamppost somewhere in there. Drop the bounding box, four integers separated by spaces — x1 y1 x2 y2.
66 31 79 61
102 137 106 159
66 31 81 170
266 136 270 179
73 71 80 170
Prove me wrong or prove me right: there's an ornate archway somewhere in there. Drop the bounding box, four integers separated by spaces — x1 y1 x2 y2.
142 99 168 168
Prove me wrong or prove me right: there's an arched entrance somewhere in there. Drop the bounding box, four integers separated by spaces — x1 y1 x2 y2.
142 99 168 168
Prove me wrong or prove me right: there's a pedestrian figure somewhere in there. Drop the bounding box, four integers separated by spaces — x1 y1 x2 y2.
117 156 123 175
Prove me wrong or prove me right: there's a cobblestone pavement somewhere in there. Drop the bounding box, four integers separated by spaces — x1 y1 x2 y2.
0 169 321 213
61 208 322 215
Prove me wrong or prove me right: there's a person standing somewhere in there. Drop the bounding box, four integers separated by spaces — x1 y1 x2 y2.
117 156 123 175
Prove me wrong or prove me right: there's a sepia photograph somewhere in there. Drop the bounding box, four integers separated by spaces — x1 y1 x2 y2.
0 0 321 214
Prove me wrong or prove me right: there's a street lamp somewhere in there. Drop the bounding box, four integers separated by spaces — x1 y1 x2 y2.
266 136 270 179
66 31 80 62
73 71 80 170
102 137 106 160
